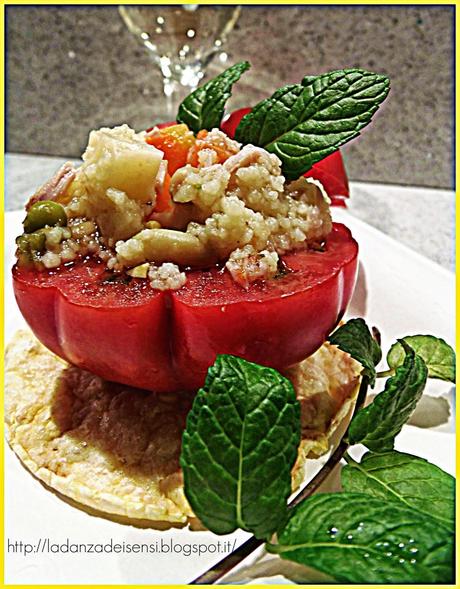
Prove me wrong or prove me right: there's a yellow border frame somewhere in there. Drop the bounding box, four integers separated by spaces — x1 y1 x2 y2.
1 1 457 588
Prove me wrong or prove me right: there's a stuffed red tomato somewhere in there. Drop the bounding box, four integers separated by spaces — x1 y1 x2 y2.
11 65 385 393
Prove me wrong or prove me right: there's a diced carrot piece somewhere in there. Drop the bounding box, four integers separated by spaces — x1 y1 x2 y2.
154 172 172 213
146 124 195 175
187 129 236 167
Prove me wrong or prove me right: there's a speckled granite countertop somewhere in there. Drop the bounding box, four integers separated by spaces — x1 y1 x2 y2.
6 5 454 189
5 153 454 272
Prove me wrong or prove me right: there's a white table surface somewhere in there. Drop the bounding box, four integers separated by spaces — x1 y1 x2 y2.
5 153 455 272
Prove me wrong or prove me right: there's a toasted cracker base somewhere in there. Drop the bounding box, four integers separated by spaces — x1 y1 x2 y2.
5 329 360 525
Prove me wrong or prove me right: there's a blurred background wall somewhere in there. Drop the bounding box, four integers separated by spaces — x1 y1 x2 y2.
6 5 454 188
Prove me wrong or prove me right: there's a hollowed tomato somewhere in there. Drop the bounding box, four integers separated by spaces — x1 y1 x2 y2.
12 223 358 392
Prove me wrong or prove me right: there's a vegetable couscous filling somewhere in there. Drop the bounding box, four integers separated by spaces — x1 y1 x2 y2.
16 123 332 290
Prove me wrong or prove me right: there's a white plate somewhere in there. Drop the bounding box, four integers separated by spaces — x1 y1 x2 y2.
4 209 455 585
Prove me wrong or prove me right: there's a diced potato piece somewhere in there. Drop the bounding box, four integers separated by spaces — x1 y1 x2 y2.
82 124 163 204
94 188 144 242
116 228 216 268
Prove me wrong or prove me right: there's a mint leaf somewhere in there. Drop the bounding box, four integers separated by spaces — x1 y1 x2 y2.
268 493 454 583
348 342 428 451
387 335 455 383
235 69 390 180
342 451 454 529
328 318 382 387
234 83 304 146
180 354 300 539
177 61 250 133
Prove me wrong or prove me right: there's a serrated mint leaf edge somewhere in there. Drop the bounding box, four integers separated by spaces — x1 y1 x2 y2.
235 68 390 179
266 70 389 148
387 335 456 383
347 344 428 451
328 318 382 387
267 492 454 584
342 451 454 529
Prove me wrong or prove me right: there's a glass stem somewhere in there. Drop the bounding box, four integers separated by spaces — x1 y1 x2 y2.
159 61 204 122
162 76 195 121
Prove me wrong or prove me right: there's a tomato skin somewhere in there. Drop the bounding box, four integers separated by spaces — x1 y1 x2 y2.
172 223 357 389
13 275 64 358
57 292 179 392
13 111 355 392
13 260 180 391
220 107 252 137
13 224 358 392
304 152 349 207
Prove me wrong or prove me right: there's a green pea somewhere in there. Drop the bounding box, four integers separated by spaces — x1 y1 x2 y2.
16 234 30 252
16 230 46 254
29 231 47 252
23 201 67 233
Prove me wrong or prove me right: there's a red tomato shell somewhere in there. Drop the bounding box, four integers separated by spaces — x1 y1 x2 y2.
13 223 358 392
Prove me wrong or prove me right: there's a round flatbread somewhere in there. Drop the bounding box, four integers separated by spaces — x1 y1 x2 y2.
5 329 361 524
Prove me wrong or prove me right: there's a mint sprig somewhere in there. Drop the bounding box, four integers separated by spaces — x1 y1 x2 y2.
387 335 456 383
348 341 428 451
181 320 454 582
177 61 250 134
270 448 454 582
328 318 382 387
235 69 390 180
180 354 300 539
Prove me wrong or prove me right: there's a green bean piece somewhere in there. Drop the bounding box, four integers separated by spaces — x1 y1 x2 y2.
23 201 67 233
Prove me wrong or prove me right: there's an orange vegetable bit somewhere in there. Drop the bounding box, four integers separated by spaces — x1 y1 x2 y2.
187 129 237 167
146 124 195 175
154 172 172 213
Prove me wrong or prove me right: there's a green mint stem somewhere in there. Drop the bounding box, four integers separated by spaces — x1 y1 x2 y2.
342 451 354 465
376 368 396 378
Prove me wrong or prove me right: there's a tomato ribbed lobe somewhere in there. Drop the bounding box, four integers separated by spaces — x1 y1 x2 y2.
13 223 358 392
